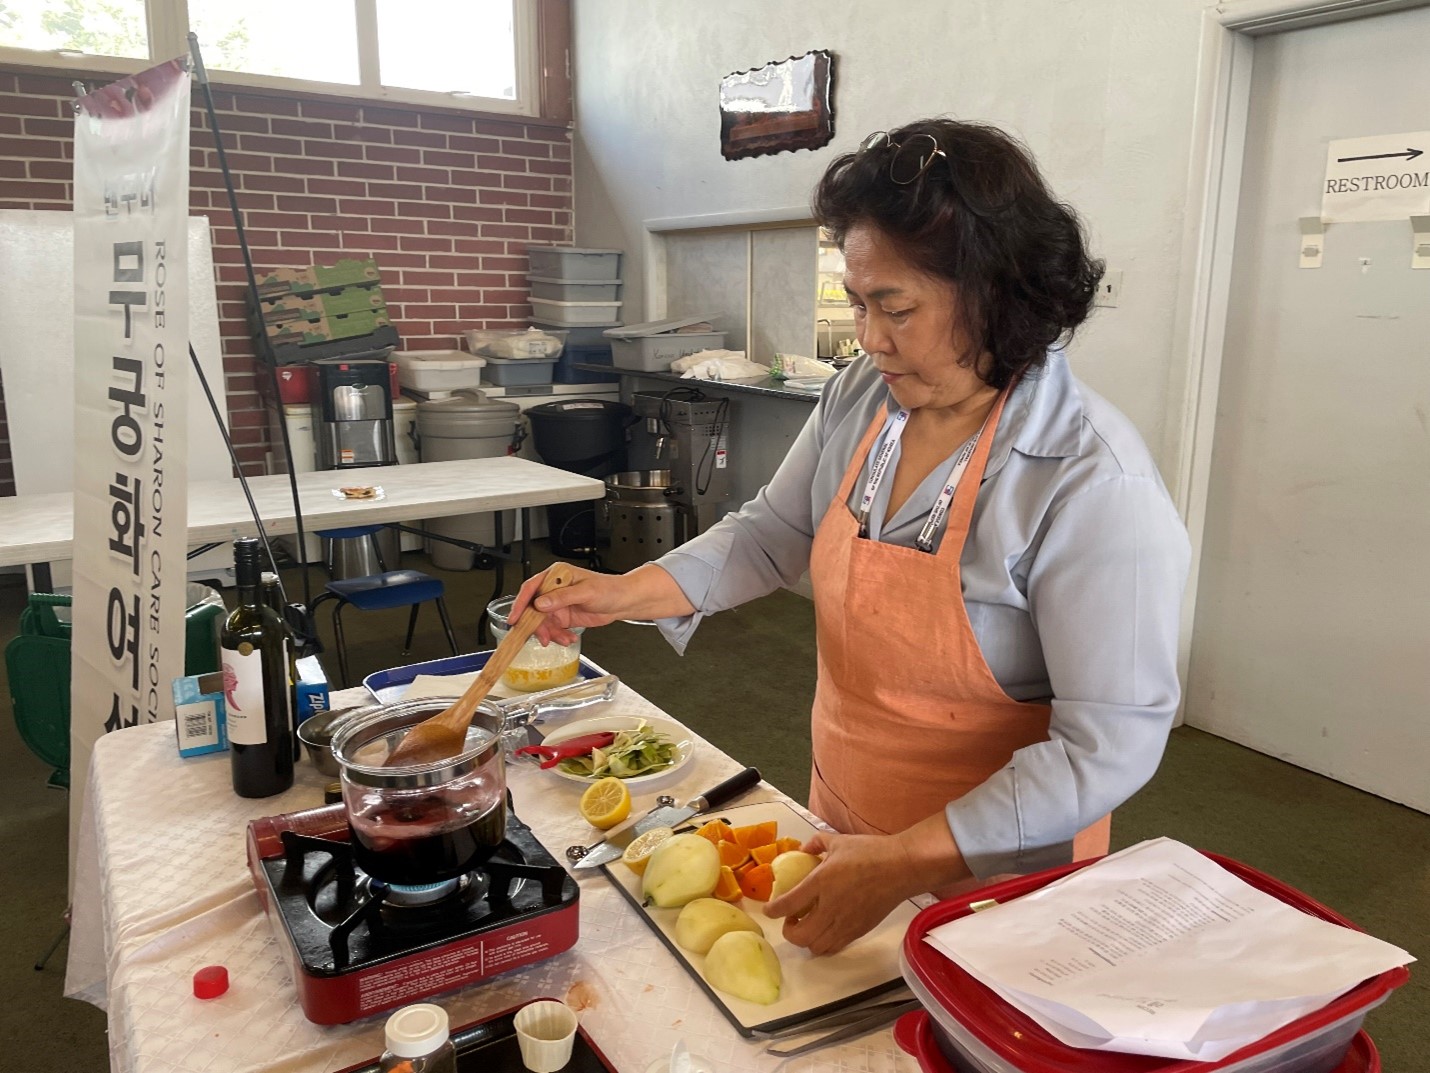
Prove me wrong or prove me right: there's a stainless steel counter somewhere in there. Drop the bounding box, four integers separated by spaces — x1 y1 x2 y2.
572 365 824 403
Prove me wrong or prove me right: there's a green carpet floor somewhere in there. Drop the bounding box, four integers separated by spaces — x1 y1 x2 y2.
1 549 1424 1071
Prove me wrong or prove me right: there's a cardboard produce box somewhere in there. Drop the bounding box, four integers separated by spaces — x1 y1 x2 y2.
255 258 381 298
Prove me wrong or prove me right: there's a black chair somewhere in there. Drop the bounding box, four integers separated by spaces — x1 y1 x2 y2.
310 525 458 686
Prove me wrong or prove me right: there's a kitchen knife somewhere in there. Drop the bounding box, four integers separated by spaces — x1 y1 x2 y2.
566 766 762 869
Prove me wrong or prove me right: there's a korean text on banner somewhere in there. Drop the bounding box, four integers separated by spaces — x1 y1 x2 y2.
70 60 192 887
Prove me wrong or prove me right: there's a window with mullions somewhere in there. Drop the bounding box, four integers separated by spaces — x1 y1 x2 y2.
0 0 534 117
0 0 149 60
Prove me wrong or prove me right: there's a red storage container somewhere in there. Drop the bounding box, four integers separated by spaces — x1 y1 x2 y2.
258 362 401 405
899 853 1408 1073
894 1012 1383 1073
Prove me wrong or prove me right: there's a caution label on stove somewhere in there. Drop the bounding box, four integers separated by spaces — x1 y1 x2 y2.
350 910 579 1016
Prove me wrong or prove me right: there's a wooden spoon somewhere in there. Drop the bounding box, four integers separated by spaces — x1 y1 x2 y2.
383 563 577 767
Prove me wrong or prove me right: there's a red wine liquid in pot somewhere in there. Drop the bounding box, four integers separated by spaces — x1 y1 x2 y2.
350 797 506 885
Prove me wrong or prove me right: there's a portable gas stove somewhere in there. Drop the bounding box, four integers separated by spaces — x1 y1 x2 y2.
246 799 579 1025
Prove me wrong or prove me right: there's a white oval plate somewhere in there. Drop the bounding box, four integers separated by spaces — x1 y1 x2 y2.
531 714 694 787
332 485 386 501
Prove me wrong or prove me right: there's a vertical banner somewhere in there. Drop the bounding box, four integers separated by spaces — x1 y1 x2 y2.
70 61 191 882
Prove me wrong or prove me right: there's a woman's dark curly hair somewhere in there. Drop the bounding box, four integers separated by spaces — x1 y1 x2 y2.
813 118 1103 390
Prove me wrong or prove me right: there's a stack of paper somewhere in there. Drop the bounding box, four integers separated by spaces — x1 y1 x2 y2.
925 839 1413 1061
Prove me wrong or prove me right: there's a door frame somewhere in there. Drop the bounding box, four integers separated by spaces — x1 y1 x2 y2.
1168 0 1430 700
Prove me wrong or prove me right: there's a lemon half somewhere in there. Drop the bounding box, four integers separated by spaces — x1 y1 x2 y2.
579 776 632 830
621 825 676 875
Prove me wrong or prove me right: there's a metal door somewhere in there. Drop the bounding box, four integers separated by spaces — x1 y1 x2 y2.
1186 7 1430 810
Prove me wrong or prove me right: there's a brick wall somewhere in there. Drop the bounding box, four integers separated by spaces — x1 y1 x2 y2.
0 69 574 493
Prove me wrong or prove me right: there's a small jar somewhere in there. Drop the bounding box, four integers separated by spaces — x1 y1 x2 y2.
486 595 584 693
379 1003 456 1072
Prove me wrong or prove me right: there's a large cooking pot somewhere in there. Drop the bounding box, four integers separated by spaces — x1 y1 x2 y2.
604 469 673 504
331 697 507 886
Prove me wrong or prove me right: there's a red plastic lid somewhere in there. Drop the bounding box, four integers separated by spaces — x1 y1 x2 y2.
901 851 1409 1073
894 1011 1382 1073
192 965 230 1000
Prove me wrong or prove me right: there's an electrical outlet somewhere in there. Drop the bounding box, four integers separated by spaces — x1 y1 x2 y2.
1094 269 1123 308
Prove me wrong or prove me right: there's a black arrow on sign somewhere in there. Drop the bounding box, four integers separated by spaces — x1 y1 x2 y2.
1336 147 1423 163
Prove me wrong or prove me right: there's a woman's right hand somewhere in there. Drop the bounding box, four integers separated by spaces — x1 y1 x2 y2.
509 563 695 645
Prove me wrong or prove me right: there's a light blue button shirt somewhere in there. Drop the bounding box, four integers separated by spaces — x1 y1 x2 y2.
654 352 1191 878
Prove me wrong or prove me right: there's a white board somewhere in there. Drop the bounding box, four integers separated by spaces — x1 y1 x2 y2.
0 210 231 494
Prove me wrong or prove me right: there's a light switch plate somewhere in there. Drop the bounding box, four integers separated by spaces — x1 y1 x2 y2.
1094 268 1123 307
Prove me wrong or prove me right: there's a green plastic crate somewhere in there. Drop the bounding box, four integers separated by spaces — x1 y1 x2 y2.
6 589 225 788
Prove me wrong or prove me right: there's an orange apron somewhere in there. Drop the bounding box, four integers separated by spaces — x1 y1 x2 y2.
807 390 1110 877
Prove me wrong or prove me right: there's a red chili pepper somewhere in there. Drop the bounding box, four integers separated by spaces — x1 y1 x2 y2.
513 731 617 769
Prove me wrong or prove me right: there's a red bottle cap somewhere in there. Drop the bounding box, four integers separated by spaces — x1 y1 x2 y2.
192 965 229 1000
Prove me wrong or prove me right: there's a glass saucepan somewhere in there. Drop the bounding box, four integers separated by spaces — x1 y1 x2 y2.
330 697 507 886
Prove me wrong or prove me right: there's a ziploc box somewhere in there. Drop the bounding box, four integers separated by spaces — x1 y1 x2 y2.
295 654 330 725
172 671 227 757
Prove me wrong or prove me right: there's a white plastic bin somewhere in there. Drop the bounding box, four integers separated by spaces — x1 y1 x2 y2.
526 246 622 281
391 349 486 394
528 297 624 327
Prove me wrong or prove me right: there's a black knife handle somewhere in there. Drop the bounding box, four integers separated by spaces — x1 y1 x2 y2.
693 767 762 811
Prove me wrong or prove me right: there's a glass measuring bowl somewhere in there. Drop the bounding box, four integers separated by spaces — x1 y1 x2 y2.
486 595 584 693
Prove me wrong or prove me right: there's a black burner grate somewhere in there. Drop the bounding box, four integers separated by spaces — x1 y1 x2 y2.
264 810 576 975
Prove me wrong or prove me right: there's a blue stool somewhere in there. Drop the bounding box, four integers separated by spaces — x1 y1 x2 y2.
310 526 458 686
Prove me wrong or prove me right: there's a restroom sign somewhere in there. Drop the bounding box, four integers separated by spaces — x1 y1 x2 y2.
1322 131 1430 223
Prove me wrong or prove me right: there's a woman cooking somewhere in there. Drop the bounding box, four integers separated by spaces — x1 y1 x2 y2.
511 118 1190 955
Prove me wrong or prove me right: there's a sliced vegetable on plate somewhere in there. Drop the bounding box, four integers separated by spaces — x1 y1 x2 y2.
555 720 679 779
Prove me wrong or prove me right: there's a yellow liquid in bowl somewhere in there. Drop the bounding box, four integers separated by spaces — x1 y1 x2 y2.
503 660 581 692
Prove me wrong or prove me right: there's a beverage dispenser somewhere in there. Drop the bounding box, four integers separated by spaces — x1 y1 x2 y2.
310 358 397 470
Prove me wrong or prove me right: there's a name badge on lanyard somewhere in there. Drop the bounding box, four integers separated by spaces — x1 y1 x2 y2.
857 408 988 551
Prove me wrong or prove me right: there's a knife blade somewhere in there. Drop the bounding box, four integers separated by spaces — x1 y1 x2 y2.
566 766 762 868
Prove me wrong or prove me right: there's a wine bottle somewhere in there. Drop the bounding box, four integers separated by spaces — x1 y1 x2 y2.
221 539 294 798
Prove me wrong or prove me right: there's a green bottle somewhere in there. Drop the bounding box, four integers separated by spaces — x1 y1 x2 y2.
221 539 294 798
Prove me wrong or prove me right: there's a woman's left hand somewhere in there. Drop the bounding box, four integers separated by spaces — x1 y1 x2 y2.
764 813 973 955
763 830 918 956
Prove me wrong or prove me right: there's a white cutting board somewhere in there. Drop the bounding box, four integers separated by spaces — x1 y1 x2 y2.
601 800 920 1035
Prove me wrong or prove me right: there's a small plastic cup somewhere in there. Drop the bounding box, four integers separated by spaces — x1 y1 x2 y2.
513 999 578 1073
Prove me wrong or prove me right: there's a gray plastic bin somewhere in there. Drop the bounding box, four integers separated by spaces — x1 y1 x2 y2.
482 355 558 387
527 275 623 302
526 246 623 281
415 392 522 569
605 315 727 373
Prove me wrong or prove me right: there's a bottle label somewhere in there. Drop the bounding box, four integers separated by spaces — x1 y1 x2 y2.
221 645 267 745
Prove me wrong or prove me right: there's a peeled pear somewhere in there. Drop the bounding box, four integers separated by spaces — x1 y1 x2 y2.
769 850 821 900
704 930 782 1005
675 898 762 955
641 832 720 908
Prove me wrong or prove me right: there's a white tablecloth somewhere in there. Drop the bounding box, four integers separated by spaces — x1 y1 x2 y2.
65 683 921 1073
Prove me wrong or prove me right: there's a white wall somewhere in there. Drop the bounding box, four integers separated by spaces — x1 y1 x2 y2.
569 0 1208 474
